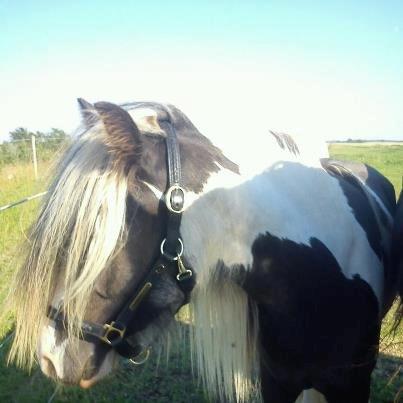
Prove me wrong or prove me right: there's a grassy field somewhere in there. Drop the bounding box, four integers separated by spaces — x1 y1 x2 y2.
0 144 402 402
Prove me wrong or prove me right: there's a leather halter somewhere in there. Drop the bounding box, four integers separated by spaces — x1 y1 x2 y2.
47 117 195 363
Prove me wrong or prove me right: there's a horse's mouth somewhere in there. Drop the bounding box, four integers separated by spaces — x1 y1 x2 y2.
79 377 99 389
40 347 118 387
42 361 98 388
79 350 119 388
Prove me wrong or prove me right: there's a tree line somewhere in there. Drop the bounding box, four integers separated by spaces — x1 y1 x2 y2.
0 127 70 166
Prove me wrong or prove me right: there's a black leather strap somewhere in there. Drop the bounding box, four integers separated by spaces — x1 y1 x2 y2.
48 306 106 340
161 120 184 256
164 122 182 187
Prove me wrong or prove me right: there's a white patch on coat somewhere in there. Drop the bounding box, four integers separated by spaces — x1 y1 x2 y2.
38 284 68 379
38 324 69 379
295 389 328 403
142 180 164 200
128 108 163 134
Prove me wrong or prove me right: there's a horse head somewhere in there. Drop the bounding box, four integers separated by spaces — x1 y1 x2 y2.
8 99 235 387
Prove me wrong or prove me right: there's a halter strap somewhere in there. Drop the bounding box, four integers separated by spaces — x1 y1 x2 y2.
48 118 194 362
161 120 185 257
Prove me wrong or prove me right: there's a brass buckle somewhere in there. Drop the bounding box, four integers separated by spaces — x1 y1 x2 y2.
101 322 126 346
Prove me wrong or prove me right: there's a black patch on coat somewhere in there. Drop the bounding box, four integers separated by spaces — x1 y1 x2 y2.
244 233 380 401
321 158 388 262
392 190 403 324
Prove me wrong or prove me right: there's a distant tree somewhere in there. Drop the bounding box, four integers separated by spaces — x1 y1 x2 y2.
34 130 46 139
2 127 70 167
9 127 33 141
48 128 68 139
8 127 69 142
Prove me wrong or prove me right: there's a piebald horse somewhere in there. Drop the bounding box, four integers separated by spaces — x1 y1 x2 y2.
7 100 399 403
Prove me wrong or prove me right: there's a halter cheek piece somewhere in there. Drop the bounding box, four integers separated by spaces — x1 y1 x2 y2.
47 118 195 364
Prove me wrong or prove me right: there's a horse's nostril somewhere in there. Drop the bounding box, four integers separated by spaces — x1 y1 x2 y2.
41 356 58 380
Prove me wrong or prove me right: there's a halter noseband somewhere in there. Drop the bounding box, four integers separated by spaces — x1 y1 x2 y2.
47 117 195 363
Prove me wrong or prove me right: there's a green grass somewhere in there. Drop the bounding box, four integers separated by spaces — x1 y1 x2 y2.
0 145 402 402
0 162 49 337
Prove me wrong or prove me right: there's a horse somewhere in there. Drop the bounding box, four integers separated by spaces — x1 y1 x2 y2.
7 99 398 403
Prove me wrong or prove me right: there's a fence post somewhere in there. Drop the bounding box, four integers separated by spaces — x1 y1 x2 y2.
31 134 38 180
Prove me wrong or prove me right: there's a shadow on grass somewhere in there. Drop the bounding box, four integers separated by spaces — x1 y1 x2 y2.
372 352 402 403
0 329 401 403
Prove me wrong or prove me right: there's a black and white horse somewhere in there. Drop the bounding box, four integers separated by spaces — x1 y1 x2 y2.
8 100 399 402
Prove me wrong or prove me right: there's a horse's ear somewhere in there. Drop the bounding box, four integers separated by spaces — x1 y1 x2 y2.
77 98 97 128
94 101 142 166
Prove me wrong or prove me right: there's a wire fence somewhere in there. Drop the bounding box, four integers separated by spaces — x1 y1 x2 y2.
0 136 68 171
7 138 62 143
1 137 68 213
0 191 48 213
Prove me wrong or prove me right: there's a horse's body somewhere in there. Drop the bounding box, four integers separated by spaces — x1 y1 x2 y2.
8 101 398 402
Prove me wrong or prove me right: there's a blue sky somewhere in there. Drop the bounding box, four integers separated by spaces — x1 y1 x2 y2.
1 1 402 142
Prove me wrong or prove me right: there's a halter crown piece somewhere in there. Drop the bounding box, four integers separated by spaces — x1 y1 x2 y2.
48 116 195 364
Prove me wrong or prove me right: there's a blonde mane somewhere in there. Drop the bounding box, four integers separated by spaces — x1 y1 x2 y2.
190 276 261 403
7 124 129 369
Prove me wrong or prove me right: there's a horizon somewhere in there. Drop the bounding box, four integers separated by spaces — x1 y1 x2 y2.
1 1 402 143
2 130 403 145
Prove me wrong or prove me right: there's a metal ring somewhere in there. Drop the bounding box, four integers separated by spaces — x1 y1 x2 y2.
160 238 183 261
129 346 151 365
165 184 185 214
